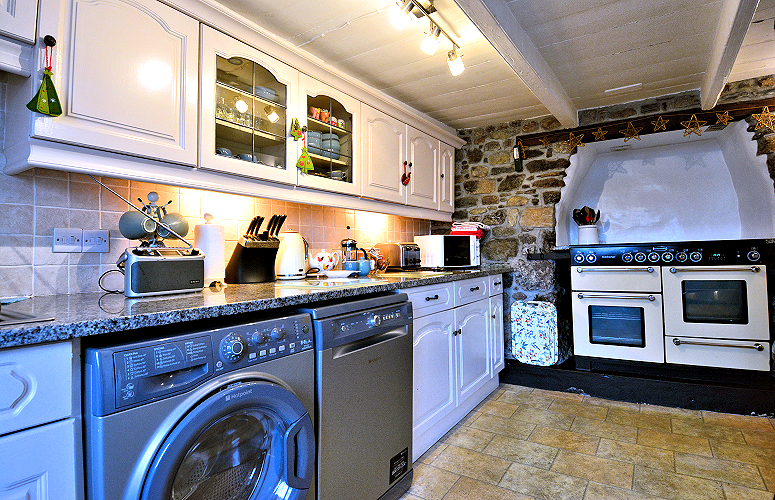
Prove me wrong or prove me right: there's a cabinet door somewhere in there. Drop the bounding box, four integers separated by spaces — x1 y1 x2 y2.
0 0 37 43
490 295 505 374
0 419 78 500
297 74 360 195
413 310 455 441
455 300 490 403
406 127 439 210
439 142 455 213
360 104 406 204
200 26 298 184
34 0 199 165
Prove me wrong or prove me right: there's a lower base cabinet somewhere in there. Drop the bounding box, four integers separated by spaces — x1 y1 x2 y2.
410 275 504 462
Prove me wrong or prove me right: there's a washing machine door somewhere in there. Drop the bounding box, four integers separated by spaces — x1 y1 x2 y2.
140 380 313 500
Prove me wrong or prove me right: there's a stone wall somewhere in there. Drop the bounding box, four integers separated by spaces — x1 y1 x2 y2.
442 76 775 359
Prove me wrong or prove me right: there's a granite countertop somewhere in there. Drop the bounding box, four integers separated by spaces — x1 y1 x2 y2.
0 266 510 349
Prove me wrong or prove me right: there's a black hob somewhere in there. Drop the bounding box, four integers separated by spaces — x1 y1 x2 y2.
569 239 769 267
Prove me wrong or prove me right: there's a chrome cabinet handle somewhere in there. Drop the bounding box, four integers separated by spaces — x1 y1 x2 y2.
576 267 654 273
577 292 656 301
425 294 439 301
672 338 764 351
669 266 760 273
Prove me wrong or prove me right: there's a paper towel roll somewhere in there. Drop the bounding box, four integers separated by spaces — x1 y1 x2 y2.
194 222 225 285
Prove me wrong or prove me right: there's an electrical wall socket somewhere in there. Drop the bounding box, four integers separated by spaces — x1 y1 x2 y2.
53 228 82 252
83 230 110 253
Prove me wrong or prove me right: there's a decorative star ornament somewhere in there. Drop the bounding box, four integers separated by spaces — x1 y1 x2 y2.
752 106 774 131
715 110 732 126
592 127 608 141
681 114 707 137
620 122 643 142
567 132 584 150
651 116 668 132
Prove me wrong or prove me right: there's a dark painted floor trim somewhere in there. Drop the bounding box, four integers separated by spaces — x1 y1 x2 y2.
500 358 775 417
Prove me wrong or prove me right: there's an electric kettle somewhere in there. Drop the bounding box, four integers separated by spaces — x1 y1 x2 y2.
275 231 309 280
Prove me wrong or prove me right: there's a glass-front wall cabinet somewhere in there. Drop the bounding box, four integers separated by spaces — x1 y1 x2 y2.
298 75 359 195
200 27 298 184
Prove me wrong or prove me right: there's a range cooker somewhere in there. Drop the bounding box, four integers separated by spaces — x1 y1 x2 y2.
570 239 772 372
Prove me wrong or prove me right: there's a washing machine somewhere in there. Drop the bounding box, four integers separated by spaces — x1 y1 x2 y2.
84 313 316 500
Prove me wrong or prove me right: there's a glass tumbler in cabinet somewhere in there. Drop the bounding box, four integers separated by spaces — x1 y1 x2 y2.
200 26 298 185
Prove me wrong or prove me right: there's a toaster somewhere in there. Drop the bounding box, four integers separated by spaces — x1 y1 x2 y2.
374 242 421 269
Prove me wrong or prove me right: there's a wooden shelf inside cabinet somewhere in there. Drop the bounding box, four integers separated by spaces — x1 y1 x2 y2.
216 119 285 147
308 151 351 167
306 116 350 135
216 81 286 109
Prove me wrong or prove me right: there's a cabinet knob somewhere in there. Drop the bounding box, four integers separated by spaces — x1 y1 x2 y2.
425 294 439 301
43 35 57 47
470 286 479 292
440 173 444 178
492 314 496 319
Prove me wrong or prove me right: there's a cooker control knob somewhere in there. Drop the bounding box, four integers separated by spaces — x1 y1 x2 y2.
634 252 647 262
621 252 633 263
661 253 674 263
220 334 245 363
586 253 597 263
676 251 688 262
574 254 585 263
270 327 285 341
747 250 761 262
689 251 702 262
647 252 660 262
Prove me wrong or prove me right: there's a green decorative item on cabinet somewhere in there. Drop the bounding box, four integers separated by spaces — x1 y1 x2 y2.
296 147 313 172
290 118 303 140
27 36 62 117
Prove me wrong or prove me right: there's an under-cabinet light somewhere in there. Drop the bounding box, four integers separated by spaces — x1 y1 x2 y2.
264 106 279 123
234 99 248 114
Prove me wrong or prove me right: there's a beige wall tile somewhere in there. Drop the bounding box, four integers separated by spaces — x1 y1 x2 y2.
0 266 33 297
529 425 600 455
0 204 34 235
633 465 724 500
34 176 69 207
70 264 101 293
35 206 69 236
596 438 674 471
0 173 34 204
0 235 33 266
32 265 68 296
499 461 587 500
637 428 712 456
551 449 634 489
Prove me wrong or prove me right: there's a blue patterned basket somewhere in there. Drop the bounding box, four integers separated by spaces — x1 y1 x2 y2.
511 301 560 366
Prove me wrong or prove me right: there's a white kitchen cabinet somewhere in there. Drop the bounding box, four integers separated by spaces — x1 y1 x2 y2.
409 277 502 461
0 341 80 500
297 73 360 196
14 0 199 165
0 0 38 44
439 142 455 213
361 104 445 210
200 26 299 185
490 295 505 374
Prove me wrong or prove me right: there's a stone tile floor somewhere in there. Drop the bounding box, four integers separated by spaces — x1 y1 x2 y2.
400 383 775 500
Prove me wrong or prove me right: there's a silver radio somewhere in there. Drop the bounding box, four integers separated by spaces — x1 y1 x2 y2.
118 247 204 298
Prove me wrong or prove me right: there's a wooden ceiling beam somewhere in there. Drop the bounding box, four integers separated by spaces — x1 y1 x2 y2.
701 0 760 109
453 0 578 128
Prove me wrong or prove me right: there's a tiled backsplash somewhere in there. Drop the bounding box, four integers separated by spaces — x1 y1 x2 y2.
0 168 430 297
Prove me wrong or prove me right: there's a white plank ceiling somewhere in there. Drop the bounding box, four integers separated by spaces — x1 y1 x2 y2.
213 0 775 130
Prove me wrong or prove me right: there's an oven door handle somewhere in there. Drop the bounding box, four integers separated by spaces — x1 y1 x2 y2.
672 338 765 351
669 266 760 273
576 292 656 301
576 267 654 273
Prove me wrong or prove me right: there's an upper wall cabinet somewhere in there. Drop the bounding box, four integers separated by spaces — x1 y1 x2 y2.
0 0 38 44
200 26 298 185
361 104 444 211
297 74 360 196
20 0 199 165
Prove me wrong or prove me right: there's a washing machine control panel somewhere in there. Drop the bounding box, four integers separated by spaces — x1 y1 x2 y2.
90 313 314 415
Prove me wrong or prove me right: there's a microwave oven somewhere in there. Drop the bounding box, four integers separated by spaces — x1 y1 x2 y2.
414 235 480 268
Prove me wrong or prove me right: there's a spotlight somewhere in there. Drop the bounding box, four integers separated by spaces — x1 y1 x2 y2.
264 106 279 123
389 0 415 30
447 48 464 76
234 98 248 114
421 24 441 55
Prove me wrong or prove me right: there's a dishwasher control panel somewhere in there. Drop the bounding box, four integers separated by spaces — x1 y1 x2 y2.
315 302 413 350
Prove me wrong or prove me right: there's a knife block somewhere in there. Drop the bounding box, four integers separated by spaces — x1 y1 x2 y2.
225 239 279 284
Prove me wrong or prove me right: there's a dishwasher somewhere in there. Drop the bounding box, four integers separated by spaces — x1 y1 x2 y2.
298 293 413 500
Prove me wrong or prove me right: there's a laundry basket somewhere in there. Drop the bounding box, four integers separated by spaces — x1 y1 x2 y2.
511 301 562 366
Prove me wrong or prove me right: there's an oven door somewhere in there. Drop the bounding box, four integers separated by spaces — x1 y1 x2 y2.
572 291 665 363
662 265 769 341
